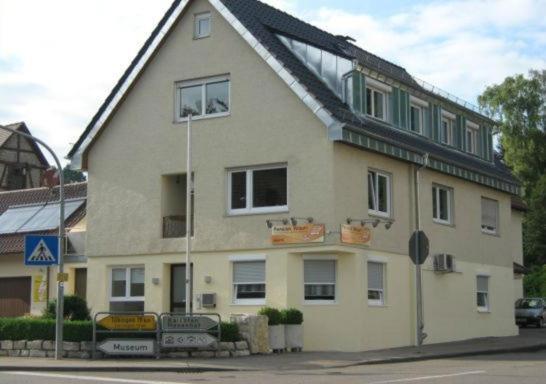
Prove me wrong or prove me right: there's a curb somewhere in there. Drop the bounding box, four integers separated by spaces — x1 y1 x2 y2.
338 343 546 368
0 365 240 373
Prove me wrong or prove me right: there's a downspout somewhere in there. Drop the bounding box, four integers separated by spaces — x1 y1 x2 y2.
414 153 429 346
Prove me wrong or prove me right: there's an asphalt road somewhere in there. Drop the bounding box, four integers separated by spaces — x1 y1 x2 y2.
2 349 546 384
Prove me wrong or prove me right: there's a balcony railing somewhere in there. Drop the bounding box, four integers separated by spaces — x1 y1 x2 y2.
163 215 188 238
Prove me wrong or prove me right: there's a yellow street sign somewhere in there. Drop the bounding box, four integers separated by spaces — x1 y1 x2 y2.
57 272 69 282
98 315 157 330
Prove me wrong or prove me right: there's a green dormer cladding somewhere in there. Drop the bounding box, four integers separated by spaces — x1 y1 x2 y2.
347 70 494 163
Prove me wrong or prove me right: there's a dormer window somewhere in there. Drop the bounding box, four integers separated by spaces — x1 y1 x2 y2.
366 87 385 120
441 110 455 146
466 121 479 155
194 13 211 39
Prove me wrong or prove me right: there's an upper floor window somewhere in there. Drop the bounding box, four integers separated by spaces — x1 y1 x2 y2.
228 165 287 215
176 75 230 121
368 170 391 217
441 117 454 145
410 104 423 133
194 13 211 39
481 197 499 235
466 122 479 155
432 185 453 225
366 87 386 120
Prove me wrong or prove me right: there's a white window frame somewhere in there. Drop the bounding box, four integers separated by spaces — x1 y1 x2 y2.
175 75 230 122
194 12 211 39
232 260 266 306
368 169 391 218
367 261 386 306
227 164 288 215
432 184 453 225
303 258 337 305
410 104 423 134
109 266 145 303
441 117 454 145
476 275 490 312
466 122 479 155
366 86 387 121
481 197 499 235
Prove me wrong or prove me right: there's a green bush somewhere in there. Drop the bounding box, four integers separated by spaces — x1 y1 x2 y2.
43 295 91 321
258 307 282 326
281 308 303 325
0 318 93 342
219 322 241 342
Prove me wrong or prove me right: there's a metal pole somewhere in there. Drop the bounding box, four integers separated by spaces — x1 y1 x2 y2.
414 154 428 346
185 115 192 315
0 125 65 359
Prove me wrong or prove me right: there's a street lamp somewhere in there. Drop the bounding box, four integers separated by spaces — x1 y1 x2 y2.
0 125 65 360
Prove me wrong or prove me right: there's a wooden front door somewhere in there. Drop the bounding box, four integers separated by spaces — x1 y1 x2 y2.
170 264 193 313
0 277 31 317
75 268 87 300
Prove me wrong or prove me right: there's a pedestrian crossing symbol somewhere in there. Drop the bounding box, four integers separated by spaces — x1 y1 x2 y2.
24 235 59 266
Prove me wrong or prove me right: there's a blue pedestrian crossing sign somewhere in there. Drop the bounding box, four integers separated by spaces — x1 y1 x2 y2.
24 235 59 266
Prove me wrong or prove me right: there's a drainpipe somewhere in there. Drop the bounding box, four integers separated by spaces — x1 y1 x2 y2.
414 153 429 347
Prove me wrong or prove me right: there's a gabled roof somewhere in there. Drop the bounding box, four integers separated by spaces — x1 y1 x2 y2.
0 122 49 167
67 0 518 192
0 182 86 255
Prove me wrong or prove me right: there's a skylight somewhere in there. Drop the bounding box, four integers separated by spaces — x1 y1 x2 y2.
277 34 353 98
0 199 85 234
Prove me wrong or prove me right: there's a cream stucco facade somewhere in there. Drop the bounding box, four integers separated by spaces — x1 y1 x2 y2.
77 0 523 351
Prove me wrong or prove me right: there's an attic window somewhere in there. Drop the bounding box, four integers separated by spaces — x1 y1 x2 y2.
194 13 211 39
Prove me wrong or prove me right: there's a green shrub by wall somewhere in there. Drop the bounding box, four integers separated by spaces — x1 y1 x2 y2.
257 307 282 325
219 322 241 342
43 295 91 321
281 308 303 325
0 318 92 342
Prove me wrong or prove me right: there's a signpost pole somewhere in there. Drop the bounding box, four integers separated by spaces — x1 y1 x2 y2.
414 155 428 347
0 125 65 359
185 115 192 315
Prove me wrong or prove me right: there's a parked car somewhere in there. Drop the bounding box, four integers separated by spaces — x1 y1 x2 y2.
515 298 546 328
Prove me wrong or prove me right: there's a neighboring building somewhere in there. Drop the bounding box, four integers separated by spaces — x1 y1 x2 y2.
67 0 523 351
0 122 50 191
0 182 87 317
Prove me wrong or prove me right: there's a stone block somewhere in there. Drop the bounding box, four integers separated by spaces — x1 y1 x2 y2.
63 342 80 351
42 340 55 351
0 350 8 356
27 340 43 350
165 351 189 358
235 341 248 350
29 350 46 358
219 342 235 351
231 349 250 357
231 315 269 354
8 350 21 357
80 341 94 352
20 350 30 357
67 351 90 359
191 351 215 358
13 341 26 349
1 340 14 350
215 350 231 358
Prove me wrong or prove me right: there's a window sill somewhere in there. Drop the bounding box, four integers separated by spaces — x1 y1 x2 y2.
231 299 266 306
433 219 454 227
175 112 230 123
193 34 211 40
368 210 391 219
227 208 289 217
368 301 387 307
481 229 499 237
303 300 337 306
477 308 491 313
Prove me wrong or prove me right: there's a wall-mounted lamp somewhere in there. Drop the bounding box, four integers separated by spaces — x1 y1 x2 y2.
346 217 394 230
289 217 314 226
204 275 212 284
266 218 290 229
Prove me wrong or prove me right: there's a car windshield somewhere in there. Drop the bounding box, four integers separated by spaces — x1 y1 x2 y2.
516 299 542 309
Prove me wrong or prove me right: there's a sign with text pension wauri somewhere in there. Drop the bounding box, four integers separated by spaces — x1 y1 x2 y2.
271 223 325 245
98 315 157 330
341 224 372 245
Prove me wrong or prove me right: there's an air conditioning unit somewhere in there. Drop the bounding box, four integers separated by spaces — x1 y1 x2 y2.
200 293 216 308
433 254 455 273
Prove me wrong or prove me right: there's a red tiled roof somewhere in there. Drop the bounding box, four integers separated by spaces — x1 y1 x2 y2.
0 182 86 255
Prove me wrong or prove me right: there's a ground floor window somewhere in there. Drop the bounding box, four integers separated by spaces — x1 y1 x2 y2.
304 259 336 302
233 260 266 304
109 266 144 312
477 275 489 312
367 261 385 305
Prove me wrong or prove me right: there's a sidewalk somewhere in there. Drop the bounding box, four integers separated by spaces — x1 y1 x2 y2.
1 329 545 373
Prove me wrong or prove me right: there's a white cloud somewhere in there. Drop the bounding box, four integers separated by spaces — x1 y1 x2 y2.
0 0 544 166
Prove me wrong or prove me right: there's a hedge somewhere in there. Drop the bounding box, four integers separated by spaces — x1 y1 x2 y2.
257 307 282 325
0 318 240 343
281 308 303 325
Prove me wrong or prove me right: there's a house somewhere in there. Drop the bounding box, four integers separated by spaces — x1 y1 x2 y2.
0 122 50 191
67 0 523 351
0 182 87 317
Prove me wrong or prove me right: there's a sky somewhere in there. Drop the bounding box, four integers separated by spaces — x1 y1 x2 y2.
0 0 545 165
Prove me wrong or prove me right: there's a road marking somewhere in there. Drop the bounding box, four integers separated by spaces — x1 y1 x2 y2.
368 370 486 384
3 371 190 384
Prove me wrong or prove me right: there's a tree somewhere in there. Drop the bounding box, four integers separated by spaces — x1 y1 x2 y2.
62 165 86 183
479 70 546 266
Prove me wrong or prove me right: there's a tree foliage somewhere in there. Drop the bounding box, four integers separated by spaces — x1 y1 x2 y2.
478 70 546 266
524 265 546 297
62 165 86 183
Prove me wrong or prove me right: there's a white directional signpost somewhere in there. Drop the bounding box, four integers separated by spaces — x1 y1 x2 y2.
161 314 218 331
162 333 216 348
98 339 155 356
159 313 221 351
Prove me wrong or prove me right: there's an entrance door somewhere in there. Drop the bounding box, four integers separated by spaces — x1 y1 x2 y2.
74 268 87 300
170 264 193 313
0 277 31 317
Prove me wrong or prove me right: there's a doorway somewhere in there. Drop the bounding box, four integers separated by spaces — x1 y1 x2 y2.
170 264 193 313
